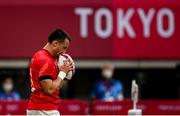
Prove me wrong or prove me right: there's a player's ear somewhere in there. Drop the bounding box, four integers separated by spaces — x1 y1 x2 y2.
52 40 58 47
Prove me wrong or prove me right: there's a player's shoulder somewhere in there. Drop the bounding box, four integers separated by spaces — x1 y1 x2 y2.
34 49 47 57
34 49 50 58
32 49 52 64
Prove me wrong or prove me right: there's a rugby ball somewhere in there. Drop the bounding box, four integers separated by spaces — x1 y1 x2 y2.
58 53 75 80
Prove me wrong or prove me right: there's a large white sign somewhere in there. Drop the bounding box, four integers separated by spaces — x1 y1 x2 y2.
75 7 175 39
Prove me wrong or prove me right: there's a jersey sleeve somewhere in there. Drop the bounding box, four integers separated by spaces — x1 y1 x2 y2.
37 57 54 79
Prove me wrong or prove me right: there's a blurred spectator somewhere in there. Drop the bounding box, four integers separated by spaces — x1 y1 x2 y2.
0 77 21 101
90 64 124 101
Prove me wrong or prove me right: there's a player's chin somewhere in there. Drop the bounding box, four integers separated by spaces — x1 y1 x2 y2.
55 53 60 58
57 52 62 56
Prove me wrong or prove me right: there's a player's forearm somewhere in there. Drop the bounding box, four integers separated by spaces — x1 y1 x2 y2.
49 78 63 95
41 77 63 96
41 71 66 96
52 77 63 90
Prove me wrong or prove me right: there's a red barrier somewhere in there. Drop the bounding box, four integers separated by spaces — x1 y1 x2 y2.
91 100 180 115
58 99 89 115
0 100 28 115
0 100 179 115
138 100 180 115
0 100 89 115
90 100 132 115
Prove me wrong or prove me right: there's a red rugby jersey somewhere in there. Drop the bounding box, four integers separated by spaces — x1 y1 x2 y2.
27 49 60 110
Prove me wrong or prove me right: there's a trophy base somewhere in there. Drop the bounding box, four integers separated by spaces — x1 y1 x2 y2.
128 109 142 116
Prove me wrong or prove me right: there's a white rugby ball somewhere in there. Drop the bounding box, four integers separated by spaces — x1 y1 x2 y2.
58 53 75 80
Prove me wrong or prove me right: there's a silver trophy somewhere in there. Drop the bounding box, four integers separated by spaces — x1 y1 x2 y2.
128 80 142 116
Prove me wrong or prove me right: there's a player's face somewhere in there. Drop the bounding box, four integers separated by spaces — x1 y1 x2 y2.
55 38 70 57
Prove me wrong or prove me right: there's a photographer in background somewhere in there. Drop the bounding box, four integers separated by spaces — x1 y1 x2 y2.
0 77 21 101
90 64 124 101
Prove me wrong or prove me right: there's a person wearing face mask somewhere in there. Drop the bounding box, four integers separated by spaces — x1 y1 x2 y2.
0 77 21 101
90 64 124 101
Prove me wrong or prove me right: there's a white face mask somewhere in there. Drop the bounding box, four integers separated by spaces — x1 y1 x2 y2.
3 83 13 92
102 70 113 79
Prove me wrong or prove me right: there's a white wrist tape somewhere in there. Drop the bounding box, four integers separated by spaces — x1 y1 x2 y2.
58 71 66 80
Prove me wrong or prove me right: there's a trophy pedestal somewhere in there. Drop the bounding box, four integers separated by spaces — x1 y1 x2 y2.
128 109 142 116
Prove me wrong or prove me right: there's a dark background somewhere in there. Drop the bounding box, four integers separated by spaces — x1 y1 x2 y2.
0 66 179 100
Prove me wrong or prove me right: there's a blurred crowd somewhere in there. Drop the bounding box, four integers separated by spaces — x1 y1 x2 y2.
0 63 180 101
0 64 125 102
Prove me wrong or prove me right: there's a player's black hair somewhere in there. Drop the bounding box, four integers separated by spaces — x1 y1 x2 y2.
48 29 71 43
